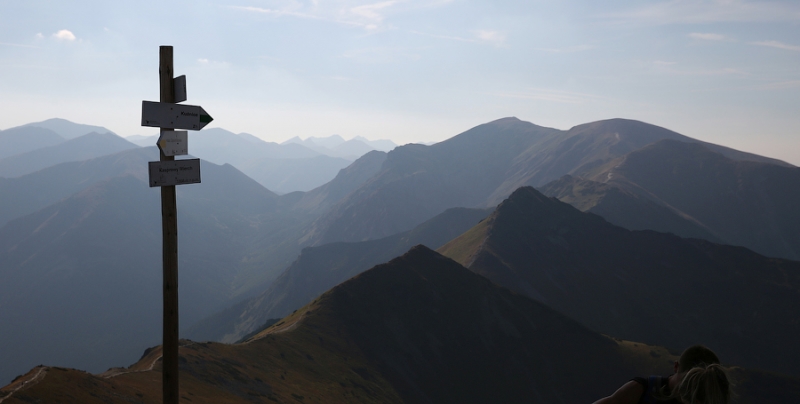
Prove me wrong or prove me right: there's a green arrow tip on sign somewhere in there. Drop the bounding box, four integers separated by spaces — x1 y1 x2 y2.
200 114 213 124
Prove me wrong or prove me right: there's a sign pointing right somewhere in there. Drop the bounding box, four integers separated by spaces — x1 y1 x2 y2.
141 101 213 130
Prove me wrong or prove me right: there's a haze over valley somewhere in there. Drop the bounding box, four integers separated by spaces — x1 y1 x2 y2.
1 115 799 403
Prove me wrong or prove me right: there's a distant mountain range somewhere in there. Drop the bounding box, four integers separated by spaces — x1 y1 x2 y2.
0 118 118 161
0 147 154 228
127 129 396 193
283 134 397 159
0 126 65 159
3 246 797 403
298 117 794 251
21 117 114 139
0 118 394 195
1 114 799 390
0 132 138 178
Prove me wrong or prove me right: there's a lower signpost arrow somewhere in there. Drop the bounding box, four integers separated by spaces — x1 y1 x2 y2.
148 159 201 187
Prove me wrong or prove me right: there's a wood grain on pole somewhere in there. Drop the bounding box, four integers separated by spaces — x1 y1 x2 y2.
159 45 180 404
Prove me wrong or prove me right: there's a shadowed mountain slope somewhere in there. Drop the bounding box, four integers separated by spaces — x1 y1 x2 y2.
540 175 723 242
292 150 387 216
0 175 164 383
481 118 691 205
439 186 800 376
583 139 800 260
0 158 302 383
298 245 629 403
0 132 139 178
303 118 785 246
304 118 560 244
0 126 64 159
4 246 798 403
189 207 492 343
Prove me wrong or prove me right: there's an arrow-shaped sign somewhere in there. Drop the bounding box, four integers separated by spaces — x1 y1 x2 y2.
157 130 188 156
141 101 213 130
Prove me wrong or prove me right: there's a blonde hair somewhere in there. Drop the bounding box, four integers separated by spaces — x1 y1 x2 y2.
674 363 731 404
678 345 720 372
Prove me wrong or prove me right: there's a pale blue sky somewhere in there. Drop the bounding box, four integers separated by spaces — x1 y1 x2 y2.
1 0 799 164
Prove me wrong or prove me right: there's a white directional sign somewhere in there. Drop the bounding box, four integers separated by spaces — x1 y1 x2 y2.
148 159 201 187
157 130 188 156
141 101 213 130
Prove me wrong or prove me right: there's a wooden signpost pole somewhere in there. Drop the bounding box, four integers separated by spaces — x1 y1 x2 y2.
159 45 180 404
143 46 210 402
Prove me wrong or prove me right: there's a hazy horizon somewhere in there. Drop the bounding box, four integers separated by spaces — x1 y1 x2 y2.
2 0 799 164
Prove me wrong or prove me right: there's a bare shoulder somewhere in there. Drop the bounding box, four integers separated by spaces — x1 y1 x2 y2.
592 380 644 404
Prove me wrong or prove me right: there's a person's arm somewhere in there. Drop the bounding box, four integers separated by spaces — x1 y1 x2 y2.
592 380 644 404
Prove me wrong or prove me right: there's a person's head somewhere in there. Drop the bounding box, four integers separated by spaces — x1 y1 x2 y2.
677 345 721 373
674 363 731 404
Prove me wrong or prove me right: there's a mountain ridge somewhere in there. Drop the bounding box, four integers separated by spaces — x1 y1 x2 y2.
439 186 800 376
0 132 139 178
301 117 791 246
190 206 492 343
580 139 800 259
0 126 64 160
5 245 798 403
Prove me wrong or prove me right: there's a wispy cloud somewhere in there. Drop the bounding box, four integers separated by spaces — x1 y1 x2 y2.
232 0 461 32
197 58 231 68
231 0 410 31
474 30 506 47
750 40 800 52
233 6 340 22
351 1 398 22
600 0 800 25
52 29 76 41
688 32 726 41
231 0 510 48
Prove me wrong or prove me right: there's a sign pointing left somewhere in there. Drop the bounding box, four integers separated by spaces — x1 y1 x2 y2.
157 130 188 156
141 101 213 130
